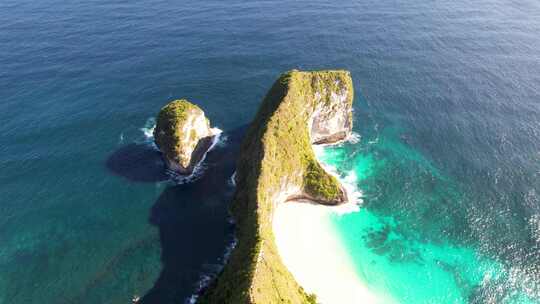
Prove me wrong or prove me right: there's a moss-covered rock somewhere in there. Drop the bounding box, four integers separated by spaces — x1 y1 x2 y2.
199 70 354 303
153 99 215 175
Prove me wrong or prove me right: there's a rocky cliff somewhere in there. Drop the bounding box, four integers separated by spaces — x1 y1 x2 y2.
153 99 216 175
199 70 354 303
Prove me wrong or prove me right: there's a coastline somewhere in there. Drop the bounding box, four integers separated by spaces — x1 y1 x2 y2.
199 70 356 302
273 200 388 304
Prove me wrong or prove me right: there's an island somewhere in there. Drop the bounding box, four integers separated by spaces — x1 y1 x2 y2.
199 70 354 303
153 99 218 175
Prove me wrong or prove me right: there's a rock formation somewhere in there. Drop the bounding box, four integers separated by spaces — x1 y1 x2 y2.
199 70 354 303
153 99 216 175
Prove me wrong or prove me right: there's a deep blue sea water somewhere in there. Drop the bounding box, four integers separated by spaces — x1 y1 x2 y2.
1 0 539 303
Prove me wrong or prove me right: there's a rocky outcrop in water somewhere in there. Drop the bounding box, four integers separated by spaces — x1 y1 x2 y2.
199 70 354 304
153 99 216 175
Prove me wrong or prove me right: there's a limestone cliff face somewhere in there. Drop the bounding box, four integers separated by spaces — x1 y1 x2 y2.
310 79 353 144
153 99 215 175
199 70 354 304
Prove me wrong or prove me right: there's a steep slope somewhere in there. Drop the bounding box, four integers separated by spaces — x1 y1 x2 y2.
154 99 216 175
200 70 354 303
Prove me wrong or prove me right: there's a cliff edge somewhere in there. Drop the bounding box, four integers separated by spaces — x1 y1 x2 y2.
199 70 354 303
154 99 216 175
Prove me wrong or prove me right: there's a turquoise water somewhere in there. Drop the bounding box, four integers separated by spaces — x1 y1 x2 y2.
318 123 538 303
1 0 539 303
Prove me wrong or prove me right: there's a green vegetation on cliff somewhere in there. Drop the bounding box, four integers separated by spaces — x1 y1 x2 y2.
153 99 210 169
199 70 354 303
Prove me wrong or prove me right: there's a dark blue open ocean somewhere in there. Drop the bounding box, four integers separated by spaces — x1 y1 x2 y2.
1 0 539 303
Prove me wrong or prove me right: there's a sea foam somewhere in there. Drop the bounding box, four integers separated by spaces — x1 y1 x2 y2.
169 127 224 184
187 235 238 304
313 143 363 215
139 117 224 184
140 117 156 141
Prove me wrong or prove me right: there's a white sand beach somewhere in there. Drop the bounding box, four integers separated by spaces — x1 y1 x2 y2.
273 201 390 304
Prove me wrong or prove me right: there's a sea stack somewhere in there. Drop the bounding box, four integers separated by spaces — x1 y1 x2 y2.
153 99 216 175
200 70 354 303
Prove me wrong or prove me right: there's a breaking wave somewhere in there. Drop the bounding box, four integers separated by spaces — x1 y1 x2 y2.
140 117 156 142
168 127 224 184
313 137 363 215
186 235 238 304
139 118 225 184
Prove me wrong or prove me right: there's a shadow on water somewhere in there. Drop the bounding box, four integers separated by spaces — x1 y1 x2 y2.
106 143 169 182
107 126 247 303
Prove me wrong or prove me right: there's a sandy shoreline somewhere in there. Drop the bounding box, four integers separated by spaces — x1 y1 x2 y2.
273 201 389 304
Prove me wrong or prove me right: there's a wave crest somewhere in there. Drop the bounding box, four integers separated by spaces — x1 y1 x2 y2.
169 128 224 184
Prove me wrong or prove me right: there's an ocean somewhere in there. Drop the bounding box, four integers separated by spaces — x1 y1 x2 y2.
1 0 539 303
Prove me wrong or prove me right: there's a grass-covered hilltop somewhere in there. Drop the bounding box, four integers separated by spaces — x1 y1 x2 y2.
154 99 215 175
199 70 354 303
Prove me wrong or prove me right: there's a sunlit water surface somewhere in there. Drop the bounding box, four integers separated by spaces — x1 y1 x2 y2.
1 0 539 303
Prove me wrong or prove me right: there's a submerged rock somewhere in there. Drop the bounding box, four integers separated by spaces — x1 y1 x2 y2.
153 99 216 175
